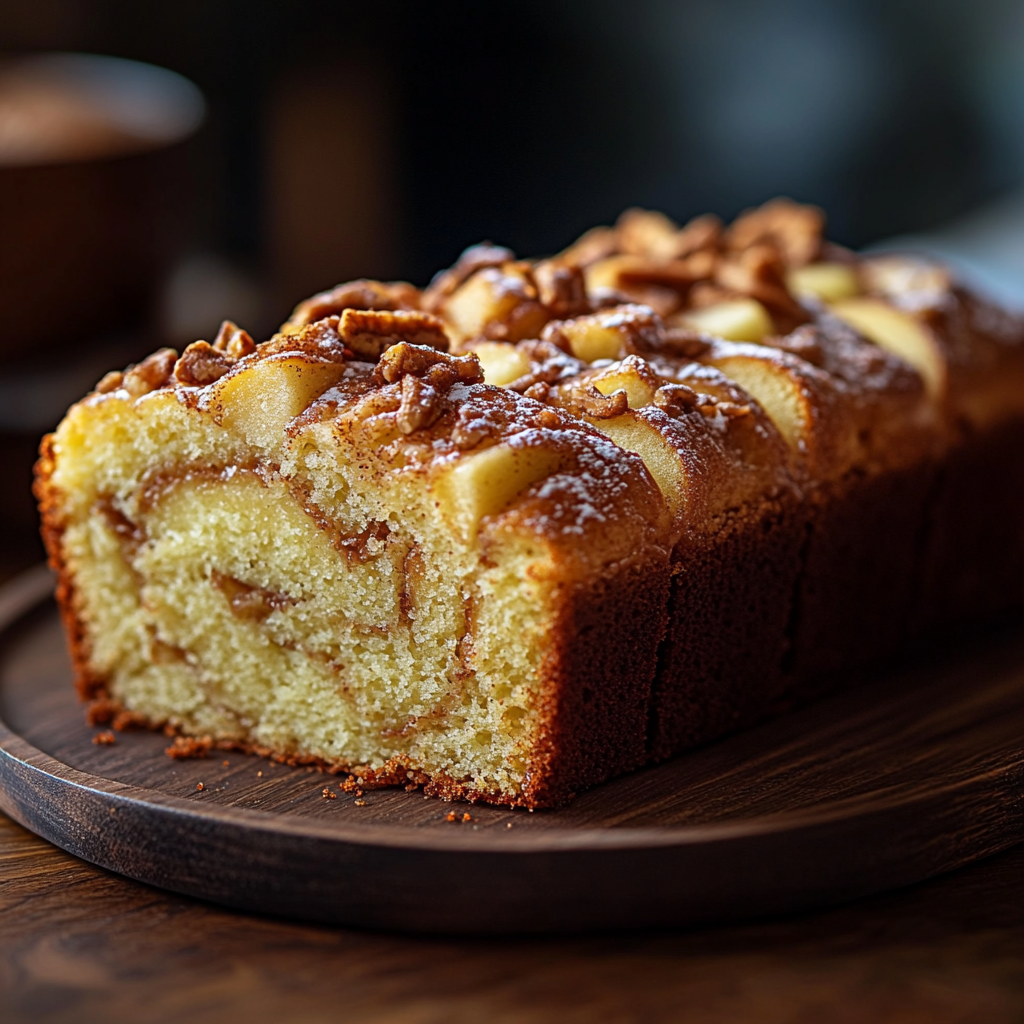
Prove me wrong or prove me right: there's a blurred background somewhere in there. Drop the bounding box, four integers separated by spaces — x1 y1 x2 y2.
4 0 1024 574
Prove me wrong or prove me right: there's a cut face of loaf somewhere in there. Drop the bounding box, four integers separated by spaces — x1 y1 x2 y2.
37 329 671 807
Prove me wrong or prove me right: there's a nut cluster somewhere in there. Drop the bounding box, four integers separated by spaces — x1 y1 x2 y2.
558 199 825 329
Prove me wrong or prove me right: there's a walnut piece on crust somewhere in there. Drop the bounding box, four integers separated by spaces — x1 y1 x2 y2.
122 349 178 397
283 279 421 333
726 198 824 267
174 341 235 386
213 320 257 358
558 224 620 268
532 259 591 319
375 341 483 386
339 308 449 360
714 243 809 325
616 208 686 261
94 370 125 394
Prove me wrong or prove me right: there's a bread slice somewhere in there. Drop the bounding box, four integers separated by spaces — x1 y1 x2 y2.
36 199 1024 806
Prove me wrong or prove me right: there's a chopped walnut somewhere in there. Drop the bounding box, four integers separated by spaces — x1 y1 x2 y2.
726 198 824 268
396 374 442 434
558 225 620 268
339 308 449 359
714 244 806 320
718 401 753 419
532 259 590 318
376 342 483 386
122 349 177 397
585 256 687 317
673 213 723 257
616 208 685 261
213 320 256 358
94 370 125 394
685 282 738 310
589 286 637 310
653 383 700 415
617 253 715 291
549 380 629 419
688 389 752 420
284 278 421 331
174 341 234 386
606 281 682 319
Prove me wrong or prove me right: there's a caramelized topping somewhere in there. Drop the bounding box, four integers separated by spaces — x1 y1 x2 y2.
283 279 421 332
338 308 449 360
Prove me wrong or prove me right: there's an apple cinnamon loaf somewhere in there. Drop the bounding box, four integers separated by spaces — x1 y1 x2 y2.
35 199 1024 807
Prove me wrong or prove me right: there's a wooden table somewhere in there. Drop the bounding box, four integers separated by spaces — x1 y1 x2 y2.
2 811 1023 1023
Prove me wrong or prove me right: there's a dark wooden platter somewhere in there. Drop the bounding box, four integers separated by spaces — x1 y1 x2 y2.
1 567 1023 934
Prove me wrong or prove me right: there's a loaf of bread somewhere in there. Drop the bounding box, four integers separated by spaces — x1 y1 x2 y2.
35 200 1024 807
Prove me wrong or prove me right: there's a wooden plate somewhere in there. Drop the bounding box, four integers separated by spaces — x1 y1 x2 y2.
1 567 1023 934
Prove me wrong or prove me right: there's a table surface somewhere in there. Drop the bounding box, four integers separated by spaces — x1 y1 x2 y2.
1 810 1023 1024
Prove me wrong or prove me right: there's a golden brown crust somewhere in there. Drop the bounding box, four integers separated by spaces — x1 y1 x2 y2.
33 434 104 703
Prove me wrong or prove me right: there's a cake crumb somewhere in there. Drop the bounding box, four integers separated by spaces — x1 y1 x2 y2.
506 822 513 829
222 760 230 767
354 798 366 807
165 735 213 760
196 782 204 792
257 770 263 777
92 731 116 746
322 787 337 800
462 812 472 823
445 810 457 822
